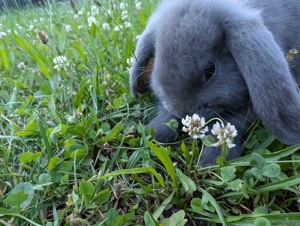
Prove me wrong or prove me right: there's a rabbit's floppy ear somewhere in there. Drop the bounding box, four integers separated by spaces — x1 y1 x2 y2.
225 9 300 145
130 29 155 98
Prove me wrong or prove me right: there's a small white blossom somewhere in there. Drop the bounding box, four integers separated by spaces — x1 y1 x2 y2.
17 62 26 69
126 57 135 66
88 16 98 27
53 55 69 71
91 5 99 16
121 11 128 20
78 10 83 15
102 23 110 30
120 3 125 9
78 25 83 30
0 31 7 38
66 24 72 32
74 14 79 20
114 25 122 32
136 2 142 10
135 35 141 40
28 25 34 31
124 21 131 27
182 114 208 139
211 122 238 148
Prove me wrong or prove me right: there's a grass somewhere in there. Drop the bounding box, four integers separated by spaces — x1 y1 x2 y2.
0 0 300 225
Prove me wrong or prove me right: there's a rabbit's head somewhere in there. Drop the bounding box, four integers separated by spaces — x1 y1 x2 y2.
130 0 300 145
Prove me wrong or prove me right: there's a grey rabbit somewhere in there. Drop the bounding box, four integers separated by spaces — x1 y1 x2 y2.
130 0 300 166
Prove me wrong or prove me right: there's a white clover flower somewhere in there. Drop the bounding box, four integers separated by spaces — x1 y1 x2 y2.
66 24 72 32
124 21 131 27
120 3 125 9
33 19 38 23
28 24 34 31
114 25 122 32
78 10 83 15
0 31 7 38
135 35 141 40
182 114 208 139
53 55 69 71
136 2 142 10
211 122 238 149
18 26 24 31
74 14 79 20
91 5 99 16
78 25 83 30
121 11 128 20
102 23 110 30
126 57 135 66
17 62 26 69
88 16 98 27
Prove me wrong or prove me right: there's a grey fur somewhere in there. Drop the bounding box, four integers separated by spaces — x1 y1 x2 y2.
130 0 300 166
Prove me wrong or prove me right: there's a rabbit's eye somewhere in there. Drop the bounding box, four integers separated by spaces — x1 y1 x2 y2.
204 61 216 81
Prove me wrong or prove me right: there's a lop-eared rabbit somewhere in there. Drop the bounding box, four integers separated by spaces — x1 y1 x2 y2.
130 0 300 166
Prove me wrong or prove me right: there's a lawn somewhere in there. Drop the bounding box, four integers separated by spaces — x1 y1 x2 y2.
0 0 300 225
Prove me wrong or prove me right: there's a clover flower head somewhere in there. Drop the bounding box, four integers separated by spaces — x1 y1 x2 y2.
66 24 72 32
87 16 98 27
120 3 125 9
121 11 128 20
17 62 26 69
102 23 110 30
182 114 208 139
211 122 238 149
136 2 142 10
53 55 69 71
0 31 7 38
91 5 99 16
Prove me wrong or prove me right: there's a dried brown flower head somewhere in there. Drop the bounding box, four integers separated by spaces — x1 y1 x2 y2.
287 48 299 62
36 31 48 44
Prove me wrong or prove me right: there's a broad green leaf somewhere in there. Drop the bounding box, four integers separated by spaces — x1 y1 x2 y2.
20 152 34 164
250 153 266 169
161 210 187 226
261 163 281 178
153 191 175 220
166 119 179 130
92 189 110 205
40 81 52 95
112 211 135 226
147 141 178 195
251 168 265 181
144 211 159 226
48 157 62 170
227 179 243 191
191 198 203 213
181 142 191 163
0 207 19 216
79 180 95 199
176 168 196 195
198 187 228 226
6 182 35 209
100 121 123 144
67 125 85 136
202 135 216 147
220 166 236 182
254 217 271 226
253 206 268 215
97 167 166 191
70 149 87 162
38 173 52 185
4 191 28 210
